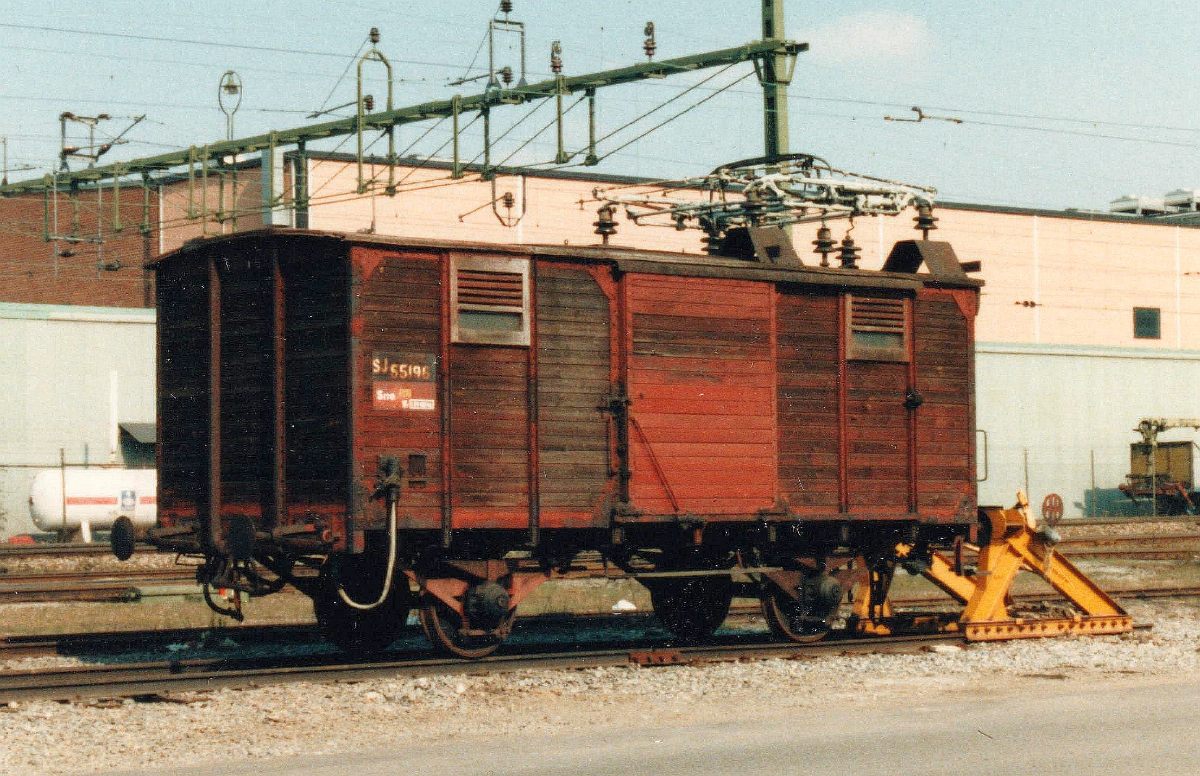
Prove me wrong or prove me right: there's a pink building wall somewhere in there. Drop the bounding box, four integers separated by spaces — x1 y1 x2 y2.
167 156 1200 351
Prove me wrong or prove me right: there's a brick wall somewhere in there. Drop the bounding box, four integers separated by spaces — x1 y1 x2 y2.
0 187 157 308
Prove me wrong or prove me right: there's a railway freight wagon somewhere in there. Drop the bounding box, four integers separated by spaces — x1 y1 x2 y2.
129 227 980 656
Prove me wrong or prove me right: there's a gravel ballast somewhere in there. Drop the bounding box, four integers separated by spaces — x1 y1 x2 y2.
1 599 1197 776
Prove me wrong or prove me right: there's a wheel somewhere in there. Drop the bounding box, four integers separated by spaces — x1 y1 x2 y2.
760 585 833 643
313 555 414 655
417 595 511 659
648 576 733 644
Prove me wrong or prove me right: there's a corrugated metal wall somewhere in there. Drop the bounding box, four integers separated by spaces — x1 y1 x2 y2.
0 303 155 536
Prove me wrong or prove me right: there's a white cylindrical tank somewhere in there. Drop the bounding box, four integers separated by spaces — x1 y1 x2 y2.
29 469 157 538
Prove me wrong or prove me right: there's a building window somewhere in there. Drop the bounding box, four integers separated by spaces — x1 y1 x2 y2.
1133 307 1161 340
846 295 909 361
450 254 531 346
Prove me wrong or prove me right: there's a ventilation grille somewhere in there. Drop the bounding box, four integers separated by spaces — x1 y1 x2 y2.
456 269 523 311
850 297 905 333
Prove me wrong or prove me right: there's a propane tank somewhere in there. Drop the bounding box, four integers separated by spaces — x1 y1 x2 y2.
29 469 157 542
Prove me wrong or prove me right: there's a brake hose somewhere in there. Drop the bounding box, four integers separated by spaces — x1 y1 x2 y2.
335 493 399 611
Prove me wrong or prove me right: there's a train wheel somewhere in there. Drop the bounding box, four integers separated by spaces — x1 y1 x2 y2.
417 595 511 659
313 557 414 655
649 576 733 643
760 586 832 643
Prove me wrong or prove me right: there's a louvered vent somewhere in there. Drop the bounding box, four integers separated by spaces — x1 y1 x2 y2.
451 256 530 346
457 268 524 312
847 296 908 361
851 297 905 333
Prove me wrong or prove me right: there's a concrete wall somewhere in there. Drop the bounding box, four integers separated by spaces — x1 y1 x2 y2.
976 342 1200 517
0 303 155 536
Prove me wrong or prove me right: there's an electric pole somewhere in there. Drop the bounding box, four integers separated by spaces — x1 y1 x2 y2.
761 0 792 157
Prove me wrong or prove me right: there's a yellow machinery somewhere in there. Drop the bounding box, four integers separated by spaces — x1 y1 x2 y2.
852 493 1132 641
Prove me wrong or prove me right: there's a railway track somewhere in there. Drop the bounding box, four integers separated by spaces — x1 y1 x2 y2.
0 580 1190 705
0 567 197 603
0 630 968 705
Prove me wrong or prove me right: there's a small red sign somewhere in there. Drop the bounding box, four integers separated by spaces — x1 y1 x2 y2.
371 352 437 411
1041 493 1064 524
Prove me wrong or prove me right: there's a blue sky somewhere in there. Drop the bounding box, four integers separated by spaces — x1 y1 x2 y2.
1 1 1197 211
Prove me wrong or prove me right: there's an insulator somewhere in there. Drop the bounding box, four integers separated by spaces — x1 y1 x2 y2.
550 41 563 74
500 0 513 14
812 224 835 267
362 94 375 112
701 231 722 256
500 66 514 86
593 204 617 244
644 21 656 60
914 203 938 238
839 234 860 269
673 213 688 231
369 27 380 45
501 191 515 210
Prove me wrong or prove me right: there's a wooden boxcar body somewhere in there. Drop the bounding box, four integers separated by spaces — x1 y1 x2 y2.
147 228 981 655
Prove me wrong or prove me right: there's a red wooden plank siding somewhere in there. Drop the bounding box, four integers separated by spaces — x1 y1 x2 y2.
776 291 840 514
352 246 443 530
535 265 612 528
846 359 910 511
449 344 530 522
626 275 776 516
914 293 975 519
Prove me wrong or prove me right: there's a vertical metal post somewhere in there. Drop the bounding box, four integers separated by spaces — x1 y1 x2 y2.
451 95 463 179
1090 449 1097 518
111 163 123 232
554 76 568 164
42 175 51 241
293 141 309 229
140 173 152 236
1150 436 1158 518
584 88 599 165
1023 448 1030 501
69 183 81 239
261 135 288 226
186 147 197 219
59 447 67 535
200 146 209 235
231 158 239 231
482 105 494 181
761 0 791 157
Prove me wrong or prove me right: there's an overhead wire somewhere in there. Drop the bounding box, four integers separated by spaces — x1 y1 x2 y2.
312 37 370 118
0 22 466 69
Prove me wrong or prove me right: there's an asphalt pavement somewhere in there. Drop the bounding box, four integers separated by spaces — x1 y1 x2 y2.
112 676 1200 776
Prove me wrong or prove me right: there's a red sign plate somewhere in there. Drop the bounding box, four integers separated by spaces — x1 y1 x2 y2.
1041 493 1064 524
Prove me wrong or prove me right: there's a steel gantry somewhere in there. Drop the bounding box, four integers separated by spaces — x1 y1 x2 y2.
1 38 805 230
